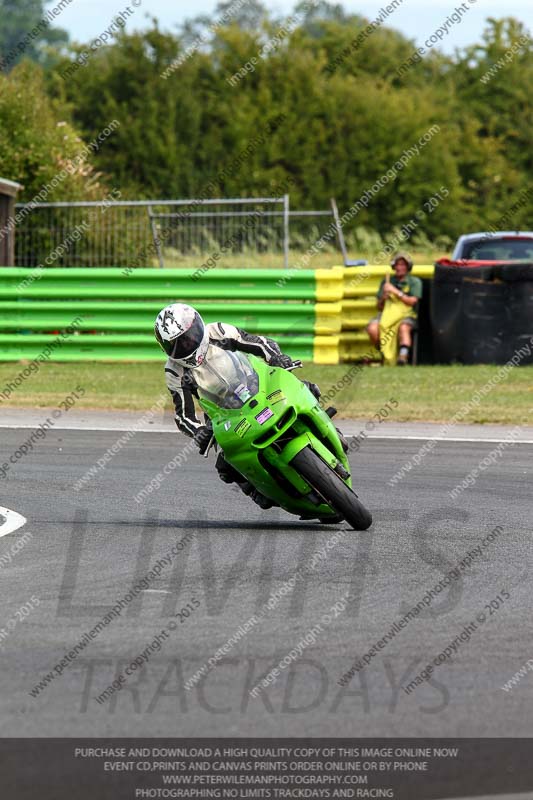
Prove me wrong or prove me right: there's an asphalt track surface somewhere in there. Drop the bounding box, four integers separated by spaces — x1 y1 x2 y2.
1 424 532 739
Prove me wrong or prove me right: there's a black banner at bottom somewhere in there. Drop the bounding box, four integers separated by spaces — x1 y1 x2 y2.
1 738 532 800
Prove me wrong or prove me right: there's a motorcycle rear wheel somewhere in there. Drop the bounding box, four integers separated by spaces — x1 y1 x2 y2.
291 447 372 531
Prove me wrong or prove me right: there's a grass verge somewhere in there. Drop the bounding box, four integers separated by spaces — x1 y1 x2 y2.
1 362 532 424
163 248 445 270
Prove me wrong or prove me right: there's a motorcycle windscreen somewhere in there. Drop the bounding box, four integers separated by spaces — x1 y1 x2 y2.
194 347 259 409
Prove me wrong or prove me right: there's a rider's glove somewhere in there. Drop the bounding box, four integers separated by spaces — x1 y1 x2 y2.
193 425 213 455
269 353 293 369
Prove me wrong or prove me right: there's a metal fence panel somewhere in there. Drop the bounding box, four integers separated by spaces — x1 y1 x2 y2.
13 198 292 270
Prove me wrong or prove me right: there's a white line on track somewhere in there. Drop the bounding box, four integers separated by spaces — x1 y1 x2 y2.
2 423 532 444
1 423 533 444
367 435 533 444
0 507 27 538
0 424 166 432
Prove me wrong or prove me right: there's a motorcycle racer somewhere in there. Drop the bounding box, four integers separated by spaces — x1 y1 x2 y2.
155 303 323 508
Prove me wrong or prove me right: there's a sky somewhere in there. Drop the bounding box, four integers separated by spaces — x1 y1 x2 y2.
55 0 532 53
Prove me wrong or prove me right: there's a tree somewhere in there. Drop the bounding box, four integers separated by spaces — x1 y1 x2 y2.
179 0 269 45
212 0 269 31
453 18 533 175
0 0 69 72
44 8 531 240
0 62 108 201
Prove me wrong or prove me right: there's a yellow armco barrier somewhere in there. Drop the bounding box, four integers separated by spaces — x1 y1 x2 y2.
340 298 376 329
314 302 343 335
313 334 340 365
342 264 434 298
315 267 345 302
339 332 380 362
312 264 434 363
334 264 435 362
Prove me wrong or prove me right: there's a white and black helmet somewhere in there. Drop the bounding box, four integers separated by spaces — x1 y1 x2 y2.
154 303 209 368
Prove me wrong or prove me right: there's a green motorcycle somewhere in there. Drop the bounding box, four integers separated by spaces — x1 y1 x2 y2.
194 347 372 531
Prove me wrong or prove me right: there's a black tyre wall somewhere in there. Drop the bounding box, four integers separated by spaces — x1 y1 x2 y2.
431 262 533 364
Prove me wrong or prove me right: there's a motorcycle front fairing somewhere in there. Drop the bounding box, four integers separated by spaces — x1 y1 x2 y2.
195 348 350 516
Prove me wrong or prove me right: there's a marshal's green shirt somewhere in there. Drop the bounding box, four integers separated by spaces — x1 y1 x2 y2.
377 274 423 317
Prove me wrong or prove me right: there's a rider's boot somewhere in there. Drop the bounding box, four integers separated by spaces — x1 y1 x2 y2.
249 489 275 509
239 481 276 510
336 428 349 453
303 380 321 400
216 453 276 509
324 407 349 453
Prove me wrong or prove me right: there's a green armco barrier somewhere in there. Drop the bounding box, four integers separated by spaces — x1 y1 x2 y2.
0 267 329 363
1 267 316 300
0 300 315 335
0 334 314 362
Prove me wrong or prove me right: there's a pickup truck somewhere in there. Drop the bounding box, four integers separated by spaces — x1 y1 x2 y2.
451 231 533 261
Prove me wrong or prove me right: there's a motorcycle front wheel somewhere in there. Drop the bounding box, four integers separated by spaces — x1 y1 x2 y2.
291 447 372 531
